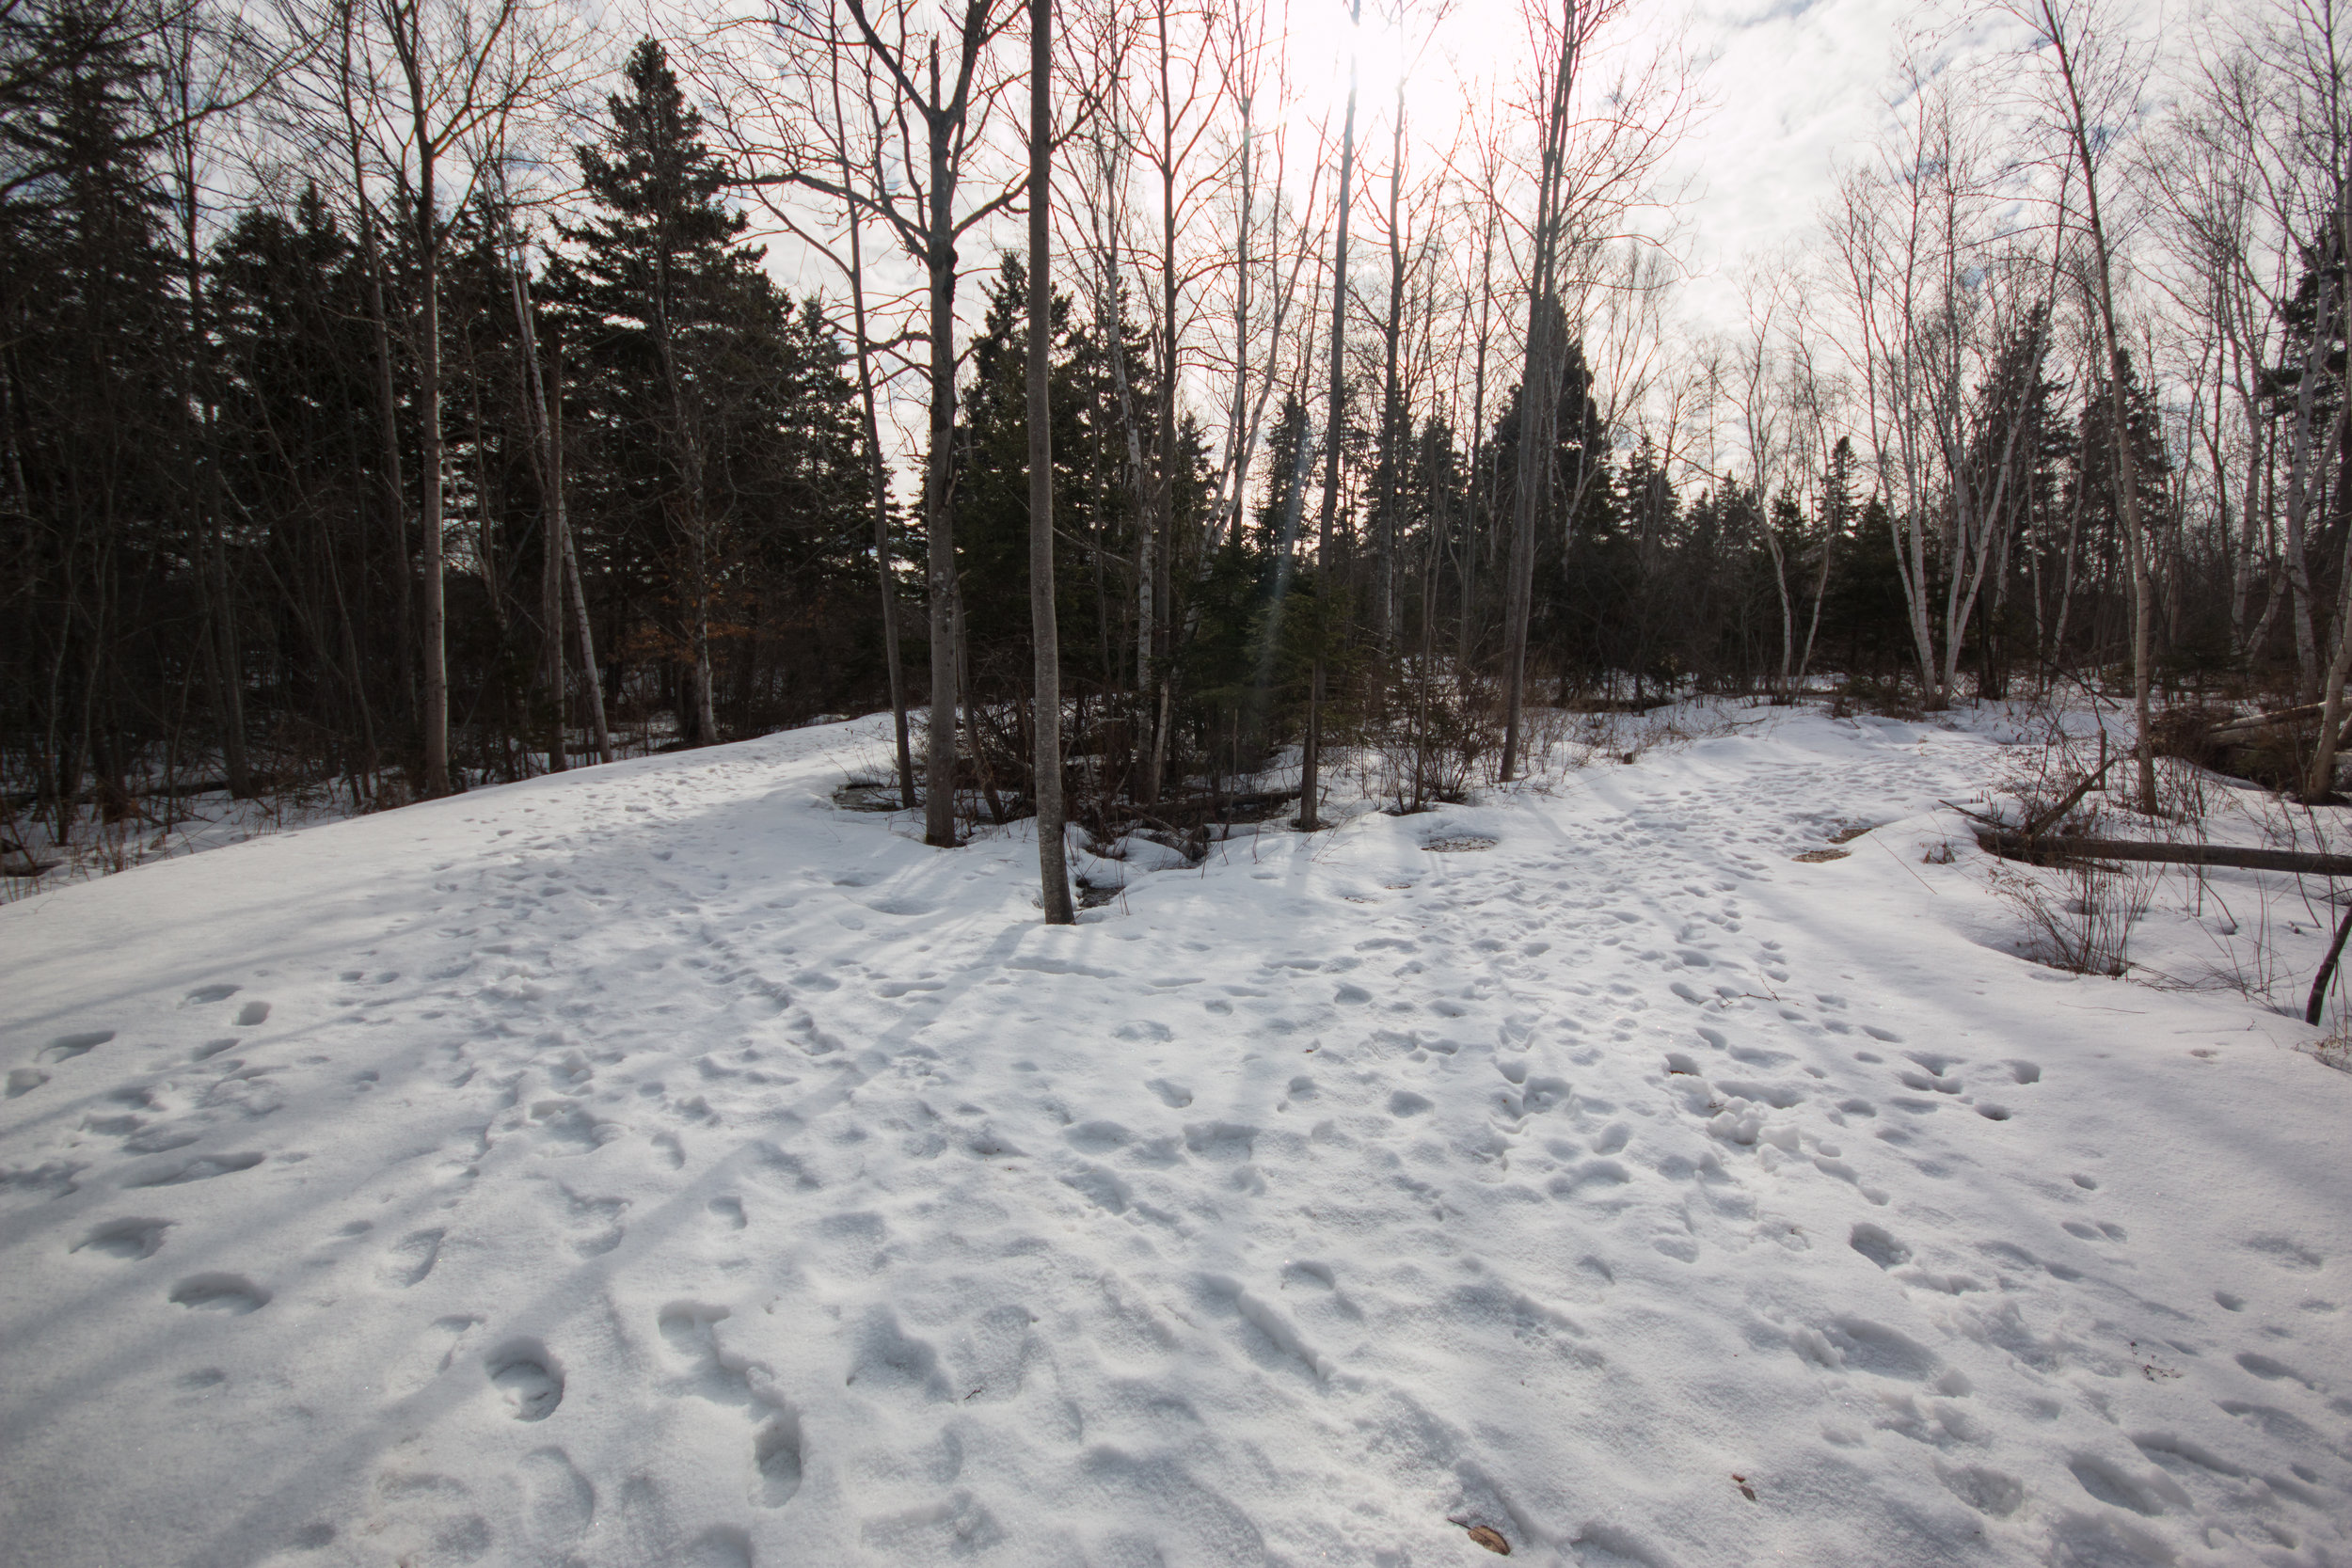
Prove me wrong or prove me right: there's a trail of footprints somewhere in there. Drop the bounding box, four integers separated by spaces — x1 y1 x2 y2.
12 736 2347 1560
1388 764 2348 1546
2 774 901 1566
10 979 303 1317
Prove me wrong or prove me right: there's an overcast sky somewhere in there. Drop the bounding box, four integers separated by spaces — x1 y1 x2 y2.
750 0 2193 469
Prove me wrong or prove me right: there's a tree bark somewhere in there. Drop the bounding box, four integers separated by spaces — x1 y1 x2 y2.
923 42 963 847
2038 0 2153 811
845 189 915 807
393 22 453 797
1978 830 2352 878
1030 0 1073 923
1300 0 1361 831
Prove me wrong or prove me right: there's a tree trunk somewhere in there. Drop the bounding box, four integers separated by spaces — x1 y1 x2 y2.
923 46 963 847
1374 85 1406 657
846 203 915 807
416 162 452 795
1500 14 1581 780
1301 0 1361 831
1141 0 1183 806
1030 0 1073 922
2041 0 2153 811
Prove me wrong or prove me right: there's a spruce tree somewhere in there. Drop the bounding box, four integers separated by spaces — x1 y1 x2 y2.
553 38 760 747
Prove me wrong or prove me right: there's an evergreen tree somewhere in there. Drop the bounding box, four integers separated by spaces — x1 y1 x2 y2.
552 37 767 746
2 0 183 830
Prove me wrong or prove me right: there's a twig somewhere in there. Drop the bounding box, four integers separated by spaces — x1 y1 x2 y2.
1871 832 1939 895
2021 749 2118 839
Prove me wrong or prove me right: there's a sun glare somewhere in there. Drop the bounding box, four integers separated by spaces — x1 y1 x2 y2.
1279 0 1517 155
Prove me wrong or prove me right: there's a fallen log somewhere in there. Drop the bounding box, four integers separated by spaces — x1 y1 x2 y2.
1151 788 1301 826
2206 701 2328 738
1980 825 2352 1022
1977 830 2352 878
2193 705 2352 781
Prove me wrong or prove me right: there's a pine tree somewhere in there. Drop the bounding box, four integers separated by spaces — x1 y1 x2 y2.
552 37 763 747
2 0 183 833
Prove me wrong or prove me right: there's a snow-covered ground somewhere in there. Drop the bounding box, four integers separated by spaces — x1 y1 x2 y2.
3 706 2347 1567
2 782 358 898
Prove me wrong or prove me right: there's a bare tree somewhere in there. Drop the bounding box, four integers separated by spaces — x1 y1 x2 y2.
336 0 570 795
696 21 923 804
741 0 1022 846
2013 0 2160 807
1497 0 1688 778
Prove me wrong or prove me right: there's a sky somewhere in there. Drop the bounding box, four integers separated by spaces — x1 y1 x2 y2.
748 0 2185 477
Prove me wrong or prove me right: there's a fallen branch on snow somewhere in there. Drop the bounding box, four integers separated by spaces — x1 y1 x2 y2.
1975 830 2352 878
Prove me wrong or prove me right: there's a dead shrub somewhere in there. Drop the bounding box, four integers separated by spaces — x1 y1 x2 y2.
2143 704 2232 770
1994 857 2156 976
1828 673 1922 721
2302 1033 2352 1074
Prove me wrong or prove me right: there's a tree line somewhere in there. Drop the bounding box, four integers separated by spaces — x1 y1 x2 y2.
6 0 2349 882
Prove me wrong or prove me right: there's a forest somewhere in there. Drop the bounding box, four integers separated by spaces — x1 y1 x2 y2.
4 0 2348 873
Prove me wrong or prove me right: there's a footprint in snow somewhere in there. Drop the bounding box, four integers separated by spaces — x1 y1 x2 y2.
1065 1121 1133 1153
381 1228 445 1288
550 1188 627 1257
1850 1223 1910 1270
183 984 239 1005
75 1217 172 1259
169 1273 270 1313
124 1152 264 1187
2065 1452 2179 1517
1798 1316 1941 1382
753 1415 804 1507
2247 1235 2323 1273
233 1001 271 1027
486 1339 564 1420
2235 1352 2326 1390
40 1030 115 1063
516 1446 596 1543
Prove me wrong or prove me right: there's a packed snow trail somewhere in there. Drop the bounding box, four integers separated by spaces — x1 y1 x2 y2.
3 709 2347 1567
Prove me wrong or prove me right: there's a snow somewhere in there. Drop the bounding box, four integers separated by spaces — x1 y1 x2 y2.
3 705 2348 1567
2 784 359 899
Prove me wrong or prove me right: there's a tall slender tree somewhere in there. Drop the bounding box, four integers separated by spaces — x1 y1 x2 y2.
1029 0 1072 922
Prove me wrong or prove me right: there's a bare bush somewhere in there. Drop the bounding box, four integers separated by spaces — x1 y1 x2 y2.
1994 857 2156 975
2302 1033 2352 1074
